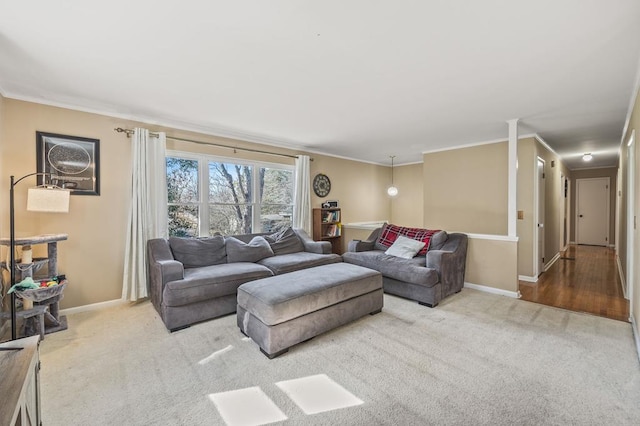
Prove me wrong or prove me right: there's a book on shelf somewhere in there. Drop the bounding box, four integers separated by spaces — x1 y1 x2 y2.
322 210 340 223
324 223 341 237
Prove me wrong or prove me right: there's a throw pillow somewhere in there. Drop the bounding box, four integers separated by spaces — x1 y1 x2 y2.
384 235 426 259
264 227 304 255
375 223 441 255
169 236 227 268
226 236 275 263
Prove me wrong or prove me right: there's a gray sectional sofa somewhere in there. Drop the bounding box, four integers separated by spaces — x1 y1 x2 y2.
343 226 468 307
147 228 341 331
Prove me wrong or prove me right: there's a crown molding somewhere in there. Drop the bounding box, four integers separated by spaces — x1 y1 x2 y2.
421 132 538 156
2 91 412 168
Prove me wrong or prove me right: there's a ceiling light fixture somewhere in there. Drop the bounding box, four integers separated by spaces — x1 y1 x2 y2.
387 156 398 197
583 153 593 161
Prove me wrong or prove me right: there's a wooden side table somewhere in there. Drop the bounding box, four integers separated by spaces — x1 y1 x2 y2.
0 335 42 426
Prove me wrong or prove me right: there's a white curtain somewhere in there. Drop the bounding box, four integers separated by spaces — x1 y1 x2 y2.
293 155 311 234
122 128 167 301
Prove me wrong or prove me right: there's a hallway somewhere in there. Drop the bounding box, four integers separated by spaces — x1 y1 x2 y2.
519 245 630 322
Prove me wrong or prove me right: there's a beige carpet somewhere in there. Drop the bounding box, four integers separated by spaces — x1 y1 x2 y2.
40 289 640 425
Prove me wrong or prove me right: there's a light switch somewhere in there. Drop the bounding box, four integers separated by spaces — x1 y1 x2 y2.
517 210 524 220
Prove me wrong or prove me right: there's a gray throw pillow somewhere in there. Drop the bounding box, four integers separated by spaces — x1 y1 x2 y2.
264 227 304 255
226 236 274 263
169 236 227 268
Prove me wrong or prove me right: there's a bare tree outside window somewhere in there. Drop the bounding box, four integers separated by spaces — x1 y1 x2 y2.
167 157 198 237
260 167 293 233
166 155 294 237
209 162 255 235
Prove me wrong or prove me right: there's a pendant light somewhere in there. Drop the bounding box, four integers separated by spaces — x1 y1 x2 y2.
387 155 398 197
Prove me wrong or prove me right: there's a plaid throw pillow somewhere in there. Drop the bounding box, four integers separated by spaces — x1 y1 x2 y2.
376 223 440 256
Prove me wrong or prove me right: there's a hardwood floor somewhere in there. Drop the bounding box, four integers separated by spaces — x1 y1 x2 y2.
519 244 630 322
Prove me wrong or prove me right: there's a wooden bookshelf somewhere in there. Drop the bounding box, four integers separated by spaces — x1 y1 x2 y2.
313 208 343 254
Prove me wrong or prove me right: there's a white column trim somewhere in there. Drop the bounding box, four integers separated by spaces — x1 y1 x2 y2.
507 119 519 237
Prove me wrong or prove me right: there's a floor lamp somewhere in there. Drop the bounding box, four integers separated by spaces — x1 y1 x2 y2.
8 173 70 340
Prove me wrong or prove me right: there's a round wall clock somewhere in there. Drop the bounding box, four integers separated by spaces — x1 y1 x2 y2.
313 173 331 197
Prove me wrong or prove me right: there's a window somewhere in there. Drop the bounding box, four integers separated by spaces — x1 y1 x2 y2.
167 153 294 237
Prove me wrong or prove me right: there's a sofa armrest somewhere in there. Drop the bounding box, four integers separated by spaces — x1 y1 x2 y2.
293 228 332 254
347 227 382 252
348 239 375 252
426 233 468 297
147 238 185 310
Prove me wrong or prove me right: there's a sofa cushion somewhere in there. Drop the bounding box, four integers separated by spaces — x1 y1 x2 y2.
237 263 382 326
169 236 227 268
226 236 274 263
258 252 342 275
429 230 448 250
384 235 426 259
163 262 273 307
375 224 441 255
264 227 304 255
343 250 439 287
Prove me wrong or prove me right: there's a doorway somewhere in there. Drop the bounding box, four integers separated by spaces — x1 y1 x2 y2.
576 178 610 246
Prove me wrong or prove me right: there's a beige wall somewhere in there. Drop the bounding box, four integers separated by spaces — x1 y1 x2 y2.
423 142 508 234
1 100 133 309
516 137 536 277
0 99 389 309
391 163 423 227
310 155 390 224
465 237 519 293
570 167 617 245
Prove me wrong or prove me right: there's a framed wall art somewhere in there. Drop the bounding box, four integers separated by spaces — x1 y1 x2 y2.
36 131 100 195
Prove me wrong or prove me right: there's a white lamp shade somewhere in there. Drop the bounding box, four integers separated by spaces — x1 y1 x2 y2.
27 187 70 213
387 186 398 197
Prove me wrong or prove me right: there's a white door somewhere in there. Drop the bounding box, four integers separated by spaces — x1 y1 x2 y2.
537 159 545 274
576 178 610 246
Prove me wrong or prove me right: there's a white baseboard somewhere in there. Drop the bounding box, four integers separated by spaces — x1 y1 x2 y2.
464 282 521 299
544 252 561 272
631 314 640 365
518 275 538 283
59 298 127 316
617 255 628 299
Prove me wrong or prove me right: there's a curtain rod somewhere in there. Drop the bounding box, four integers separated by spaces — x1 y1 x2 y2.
113 127 309 161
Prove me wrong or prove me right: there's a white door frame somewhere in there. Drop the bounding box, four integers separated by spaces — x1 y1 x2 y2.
575 177 610 246
535 157 545 275
559 174 566 251
626 130 635 308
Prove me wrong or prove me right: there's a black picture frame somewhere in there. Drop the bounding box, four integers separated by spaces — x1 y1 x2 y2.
36 131 100 195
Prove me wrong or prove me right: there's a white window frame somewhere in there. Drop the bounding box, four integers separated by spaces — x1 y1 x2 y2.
167 150 295 236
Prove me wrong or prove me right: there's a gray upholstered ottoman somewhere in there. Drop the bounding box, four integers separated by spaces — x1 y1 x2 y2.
237 262 383 358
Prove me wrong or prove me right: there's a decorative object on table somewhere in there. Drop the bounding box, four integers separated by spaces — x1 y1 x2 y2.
4 173 70 341
387 155 398 197
312 173 331 197
36 131 100 195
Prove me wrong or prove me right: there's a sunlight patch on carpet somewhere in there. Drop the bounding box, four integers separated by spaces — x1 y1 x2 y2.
275 374 363 415
198 345 234 365
208 387 287 426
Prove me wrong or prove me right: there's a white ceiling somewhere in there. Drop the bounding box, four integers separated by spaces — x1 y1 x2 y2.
1 1 639 169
